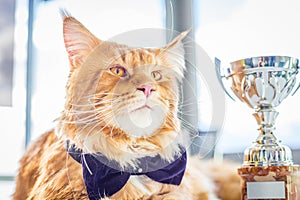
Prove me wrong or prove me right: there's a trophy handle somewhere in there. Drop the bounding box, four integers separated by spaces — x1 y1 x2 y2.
291 83 300 96
214 57 235 101
291 59 300 96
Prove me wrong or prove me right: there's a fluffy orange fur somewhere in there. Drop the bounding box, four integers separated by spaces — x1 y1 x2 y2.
14 14 245 200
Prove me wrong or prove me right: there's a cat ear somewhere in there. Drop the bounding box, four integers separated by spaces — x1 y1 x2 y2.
164 31 188 52
156 31 189 79
61 12 101 70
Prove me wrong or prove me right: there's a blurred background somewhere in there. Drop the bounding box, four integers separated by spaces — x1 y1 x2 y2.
1 0 300 199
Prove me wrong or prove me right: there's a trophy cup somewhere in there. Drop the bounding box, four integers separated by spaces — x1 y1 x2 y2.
215 56 299 199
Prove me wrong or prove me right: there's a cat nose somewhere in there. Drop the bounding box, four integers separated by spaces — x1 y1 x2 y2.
137 85 155 97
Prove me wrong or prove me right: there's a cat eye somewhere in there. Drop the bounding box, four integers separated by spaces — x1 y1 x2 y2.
110 65 127 78
151 71 162 81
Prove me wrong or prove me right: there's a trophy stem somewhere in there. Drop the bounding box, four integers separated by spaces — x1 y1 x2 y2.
243 106 293 166
242 105 294 166
252 105 279 145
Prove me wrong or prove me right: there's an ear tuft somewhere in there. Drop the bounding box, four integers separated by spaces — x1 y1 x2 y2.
165 30 189 50
157 31 189 80
59 8 72 20
62 14 101 70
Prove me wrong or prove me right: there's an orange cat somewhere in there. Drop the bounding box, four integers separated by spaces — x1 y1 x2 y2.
13 14 242 200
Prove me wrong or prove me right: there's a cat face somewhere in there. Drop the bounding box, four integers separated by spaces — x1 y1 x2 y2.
58 15 186 156
88 47 181 138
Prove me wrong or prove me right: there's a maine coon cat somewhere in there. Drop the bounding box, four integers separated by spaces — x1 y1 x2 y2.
13 14 242 200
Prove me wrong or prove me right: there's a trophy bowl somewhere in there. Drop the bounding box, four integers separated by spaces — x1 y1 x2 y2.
217 56 300 109
215 56 300 199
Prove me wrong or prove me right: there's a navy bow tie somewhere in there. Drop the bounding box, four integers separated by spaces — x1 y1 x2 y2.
66 142 187 200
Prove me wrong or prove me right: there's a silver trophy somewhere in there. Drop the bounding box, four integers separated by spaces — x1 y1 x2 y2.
216 56 299 199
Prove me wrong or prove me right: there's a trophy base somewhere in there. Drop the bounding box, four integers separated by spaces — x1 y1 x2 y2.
238 165 299 200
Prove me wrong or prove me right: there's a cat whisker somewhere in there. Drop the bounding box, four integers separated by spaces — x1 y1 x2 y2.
68 102 100 108
69 98 118 108
81 117 115 153
62 107 115 125
178 116 198 133
71 113 103 124
76 119 111 144
91 92 121 97
68 103 113 114
177 110 199 117
82 154 93 175
62 111 100 122
177 111 198 117
67 108 99 114
88 98 116 104
83 92 121 99
178 102 208 115
180 99 209 105
109 126 117 138
73 111 113 124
